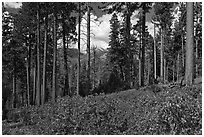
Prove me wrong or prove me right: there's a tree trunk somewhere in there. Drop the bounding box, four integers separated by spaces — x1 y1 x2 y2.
52 8 57 102
12 57 16 108
32 37 37 105
160 28 164 83
87 3 91 94
153 24 157 80
42 8 48 105
177 53 180 81
33 67 36 105
139 28 142 86
173 61 175 83
120 65 124 81
69 65 72 96
77 3 81 95
62 12 69 96
195 39 198 77
26 39 31 106
147 58 151 85
21 93 23 106
92 47 96 89
164 58 166 83
166 63 168 83
66 37 70 95
141 3 146 87
36 4 41 106
185 2 194 85
181 35 185 68
125 2 131 87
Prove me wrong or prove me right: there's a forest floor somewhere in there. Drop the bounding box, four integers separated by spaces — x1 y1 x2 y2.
2 80 202 135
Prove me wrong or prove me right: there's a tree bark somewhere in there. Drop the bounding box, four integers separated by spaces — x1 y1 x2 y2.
177 53 180 81
153 24 157 80
166 63 168 83
12 56 16 108
77 3 81 95
173 61 175 83
120 65 124 82
36 4 41 106
32 36 37 105
52 8 57 101
139 25 142 86
140 3 146 87
62 12 69 96
147 58 151 85
164 58 166 83
33 67 36 105
69 65 72 96
87 3 91 94
42 8 48 105
26 39 31 106
185 2 194 85
93 46 97 89
160 28 164 83
181 35 185 68
195 39 198 77
66 37 70 95
125 2 131 87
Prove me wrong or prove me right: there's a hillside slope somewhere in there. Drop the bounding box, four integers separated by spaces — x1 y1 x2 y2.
2 84 202 135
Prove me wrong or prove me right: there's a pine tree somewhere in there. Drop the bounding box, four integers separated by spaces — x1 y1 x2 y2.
100 2 139 87
109 13 120 66
153 2 174 83
2 4 15 108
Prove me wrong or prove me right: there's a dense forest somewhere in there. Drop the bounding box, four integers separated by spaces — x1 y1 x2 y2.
2 2 202 135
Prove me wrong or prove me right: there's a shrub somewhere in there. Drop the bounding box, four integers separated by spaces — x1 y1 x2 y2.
3 85 202 135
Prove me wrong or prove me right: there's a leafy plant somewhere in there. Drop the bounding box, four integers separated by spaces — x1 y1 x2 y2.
3 84 202 135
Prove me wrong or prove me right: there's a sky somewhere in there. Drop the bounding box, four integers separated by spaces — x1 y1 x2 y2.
4 2 22 8
4 2 178 52
73 3 157 51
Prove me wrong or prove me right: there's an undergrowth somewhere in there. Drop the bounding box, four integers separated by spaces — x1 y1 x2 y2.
2 84 202 135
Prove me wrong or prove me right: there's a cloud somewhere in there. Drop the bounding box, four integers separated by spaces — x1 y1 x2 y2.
74 10 157 52
131 10 140 22
93 14 112 44
146 22 160 38
4 2 22 8
74 13 112 52
146 22 154 37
